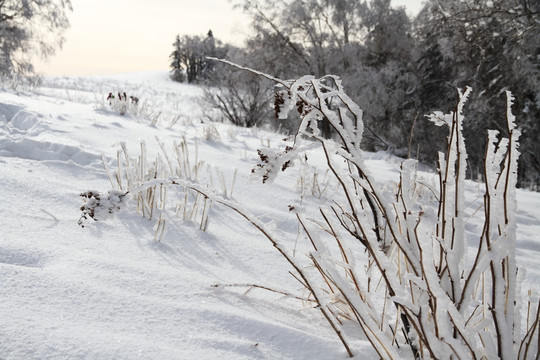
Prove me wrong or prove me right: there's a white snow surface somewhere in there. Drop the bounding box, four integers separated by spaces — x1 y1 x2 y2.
1 71 539 359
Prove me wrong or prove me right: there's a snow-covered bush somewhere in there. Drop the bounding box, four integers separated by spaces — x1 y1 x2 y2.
244 69 538 358
202 66 273 128
105 92 139 116
198 62 538 358
79 137 214 238
79 61 539 358
78 190 127 226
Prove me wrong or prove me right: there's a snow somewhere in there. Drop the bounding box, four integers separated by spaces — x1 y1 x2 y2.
1 71 539 359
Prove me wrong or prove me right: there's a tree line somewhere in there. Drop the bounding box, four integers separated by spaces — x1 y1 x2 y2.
170 0 539 188
1 0 536 186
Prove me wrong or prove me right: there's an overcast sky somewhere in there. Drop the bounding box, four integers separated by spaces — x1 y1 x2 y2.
35 0 425 76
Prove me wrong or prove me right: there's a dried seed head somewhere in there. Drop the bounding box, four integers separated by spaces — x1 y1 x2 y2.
274 92 285 119
281 160 290 171
257 149 269 163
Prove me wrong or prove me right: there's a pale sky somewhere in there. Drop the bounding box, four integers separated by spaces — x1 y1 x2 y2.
35 0 424 76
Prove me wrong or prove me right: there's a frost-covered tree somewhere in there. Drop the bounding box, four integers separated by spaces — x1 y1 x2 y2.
346 0 419 153
169 35 185 82
232 0 539 186
169 30 227 84
240 0 369 78
415 0 540 186
239 0 418 147
363 0 412 67
0 0 72 76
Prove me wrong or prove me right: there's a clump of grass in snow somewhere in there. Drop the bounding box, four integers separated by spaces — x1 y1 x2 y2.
201 124 222 142
78 190 127 227
296 154 333 203
226 127 237 140
80 136 238 238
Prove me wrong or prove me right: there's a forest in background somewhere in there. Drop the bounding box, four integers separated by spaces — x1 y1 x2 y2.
169 0 539 188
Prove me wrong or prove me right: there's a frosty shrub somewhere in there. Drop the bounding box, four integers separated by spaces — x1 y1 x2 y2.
78 190 126 227
79 60 539 359
0 72 42 91
243 68 538 358
193 61 538 359
201 64 273 128
78 137 238 239
106 92 139 116
201 124 222 142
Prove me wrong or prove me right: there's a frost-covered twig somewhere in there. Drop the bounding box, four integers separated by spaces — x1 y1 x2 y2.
211 283 316 303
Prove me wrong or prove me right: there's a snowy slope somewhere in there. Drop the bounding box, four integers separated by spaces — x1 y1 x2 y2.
1 72 539 359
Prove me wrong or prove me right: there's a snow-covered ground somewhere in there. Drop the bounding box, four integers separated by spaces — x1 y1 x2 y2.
1 71 539 359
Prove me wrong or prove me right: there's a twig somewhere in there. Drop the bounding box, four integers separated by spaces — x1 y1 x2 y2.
212 283 316 303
